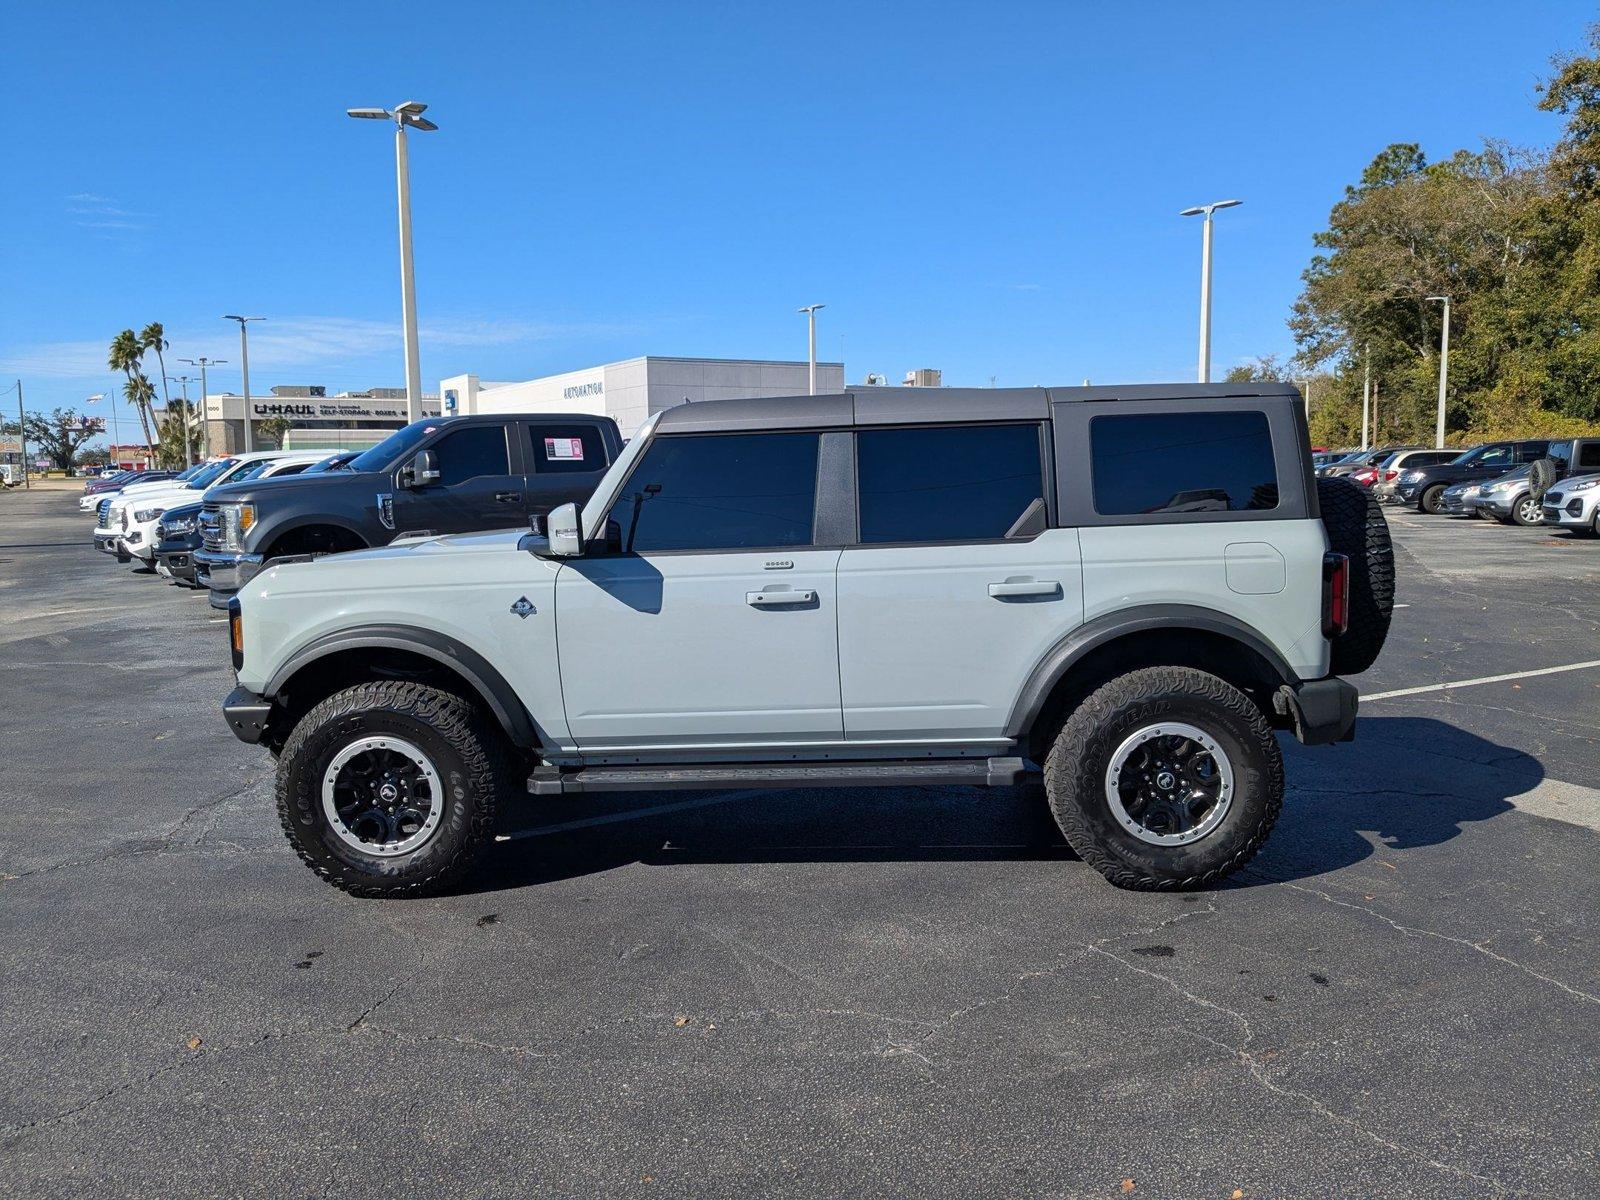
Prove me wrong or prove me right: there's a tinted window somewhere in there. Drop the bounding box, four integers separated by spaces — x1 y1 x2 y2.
432 426 510 486
1091 411 1278 516
1476 445 1513 467
616 432 819 552
857 424 1045 543
1547 441 1572 467
1577 442 1600 470
270 463 312 477
529 423 606 474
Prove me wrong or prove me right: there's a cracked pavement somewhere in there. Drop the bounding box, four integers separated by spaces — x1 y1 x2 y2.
1 488 1597 1199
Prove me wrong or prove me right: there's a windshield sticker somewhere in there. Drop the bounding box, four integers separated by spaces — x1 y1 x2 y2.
546 437 584 461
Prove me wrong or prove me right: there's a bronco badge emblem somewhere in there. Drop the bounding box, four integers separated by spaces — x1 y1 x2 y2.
510 596 536 619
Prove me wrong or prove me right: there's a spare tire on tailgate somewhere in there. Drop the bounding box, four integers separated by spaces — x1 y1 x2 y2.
1316 476 1394 675
1528 457 1558 502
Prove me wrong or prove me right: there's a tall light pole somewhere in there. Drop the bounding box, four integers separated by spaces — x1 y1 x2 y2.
1179 199 1242 382
223 317 263 453
348 100 438 423
168 376 199 464
86 394 119 464
1426 296 1450 448
1361 341 1371 451
798 304 825 395
179 356 227 461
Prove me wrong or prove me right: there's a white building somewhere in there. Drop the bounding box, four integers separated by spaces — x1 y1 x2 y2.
202 386 440 454
440 356 845 438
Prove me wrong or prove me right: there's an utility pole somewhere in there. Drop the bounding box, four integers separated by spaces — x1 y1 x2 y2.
180 356 227 461
1360 342 1371 451
15 380 27 489
223 318 263 453
1427 296 1450 449
1180 199 1242 382
798 304 825 394
169 376 198 464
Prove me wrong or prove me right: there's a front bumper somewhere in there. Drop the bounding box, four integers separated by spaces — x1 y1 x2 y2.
223 685 273 745
1275 678 1358 746
1542 493 1597 527
1481 495 1517 517
92 528 124 556
195 549 266 607
154 541 201 583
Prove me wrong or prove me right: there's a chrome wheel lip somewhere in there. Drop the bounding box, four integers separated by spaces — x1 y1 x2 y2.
321 735 444 858
1104 721 1235 847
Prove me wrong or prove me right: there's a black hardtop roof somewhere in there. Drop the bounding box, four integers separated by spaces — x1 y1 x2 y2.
654 382 1303 433
423 411 615 425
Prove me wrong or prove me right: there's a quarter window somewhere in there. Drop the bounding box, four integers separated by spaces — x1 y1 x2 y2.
431 426 510 486
615 432 819 552
856 424 1045 543
1091 411 1278 516
529 423 606 474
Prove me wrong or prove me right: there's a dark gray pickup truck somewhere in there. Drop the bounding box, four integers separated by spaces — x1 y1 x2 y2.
194 412 623 608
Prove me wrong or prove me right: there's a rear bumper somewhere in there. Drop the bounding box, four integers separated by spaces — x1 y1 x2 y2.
1275 677 1358 746
223 685 273 745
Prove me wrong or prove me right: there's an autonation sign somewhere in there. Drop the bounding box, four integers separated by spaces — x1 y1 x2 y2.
563 381 603 401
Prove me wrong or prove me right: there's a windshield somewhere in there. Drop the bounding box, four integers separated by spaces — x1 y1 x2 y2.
171 463 204 482
1547 441 1572 465
227 459 275 483
307 452 357 474
186 458 239 489
347 420 454 472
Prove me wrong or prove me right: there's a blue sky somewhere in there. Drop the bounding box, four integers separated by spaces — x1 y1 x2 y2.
1 1 1592 435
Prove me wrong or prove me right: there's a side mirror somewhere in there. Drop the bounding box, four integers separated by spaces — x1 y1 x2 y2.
402 449 440 489
545 502 584 557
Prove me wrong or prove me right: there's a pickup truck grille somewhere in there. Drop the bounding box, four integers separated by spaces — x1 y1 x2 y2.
199 504 224 552
97 497 112 522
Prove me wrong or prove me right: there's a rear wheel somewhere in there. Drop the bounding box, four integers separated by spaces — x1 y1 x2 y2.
276 681 513 896
1043 667 1283 890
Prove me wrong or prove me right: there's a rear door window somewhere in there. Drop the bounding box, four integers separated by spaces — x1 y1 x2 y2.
856 424 1045 543
1090 411 1278 516
528 423 607 474
1576 442 1600 471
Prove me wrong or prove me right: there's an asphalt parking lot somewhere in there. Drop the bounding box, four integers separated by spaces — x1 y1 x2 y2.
2 485 1597 1199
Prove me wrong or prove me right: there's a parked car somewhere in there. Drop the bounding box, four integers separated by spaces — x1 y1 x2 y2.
78 469 175 510
1320 446 1417 480
195 413 623 609
221 382 1391 897
119 451 341 569
1480 437 1600 525
1371 449 1459 504
1541 470 1600 534
153 502 205 586
1311 450 1349 471
94 453 298 560
1395 439 1552 513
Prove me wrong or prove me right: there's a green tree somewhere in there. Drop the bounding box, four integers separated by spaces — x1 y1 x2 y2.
256 415 293 449
139 322 180 460
108 329 157 456
155 400 203 467
1 409 102 471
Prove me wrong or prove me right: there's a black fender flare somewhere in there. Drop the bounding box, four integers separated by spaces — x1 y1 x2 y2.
1004 604 1301 741
265 624 539 748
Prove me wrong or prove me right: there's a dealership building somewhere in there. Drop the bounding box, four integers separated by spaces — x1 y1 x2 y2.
202 386 441 455
439 356 846 438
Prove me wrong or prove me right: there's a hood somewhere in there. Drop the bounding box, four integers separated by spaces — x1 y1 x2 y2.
330 528 528 564
109 481 205 512
207 468 380 505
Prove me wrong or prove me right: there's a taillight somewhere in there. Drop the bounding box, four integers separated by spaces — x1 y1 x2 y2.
1323 553 1350 638
1383 469 1399 481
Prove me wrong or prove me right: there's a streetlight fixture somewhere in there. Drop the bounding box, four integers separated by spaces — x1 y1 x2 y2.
223 317 264 452
348 100 438 423
1426 296 1451 448
167 375 200 464
1179 199 1242 383
797 304 825 395
179 357 227 461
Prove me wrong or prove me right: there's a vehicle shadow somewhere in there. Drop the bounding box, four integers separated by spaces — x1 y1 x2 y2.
462 716 1537 896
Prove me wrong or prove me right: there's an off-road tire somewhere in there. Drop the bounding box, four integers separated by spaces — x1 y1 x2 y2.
1043 667 1283 890
1528 457 1558 502
1317 476 1394 675
1418 483 1447 514
276 681 513 897
1510 492 1544 527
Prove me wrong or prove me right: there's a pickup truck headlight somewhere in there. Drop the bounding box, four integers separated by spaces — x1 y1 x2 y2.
165 516 197 535
133 507 165 523
221 503 257 550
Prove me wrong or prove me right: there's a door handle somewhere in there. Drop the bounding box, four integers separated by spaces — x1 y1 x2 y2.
988 580 1061 599
747 589 817 608
495 491 522 504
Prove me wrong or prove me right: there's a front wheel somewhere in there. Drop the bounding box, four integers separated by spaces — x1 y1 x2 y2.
276 681 514 896
1510 494 1543 527
1419 484 1447 514
1043 667 1284 890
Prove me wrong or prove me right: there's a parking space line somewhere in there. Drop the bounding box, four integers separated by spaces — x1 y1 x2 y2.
1365 660 1600 701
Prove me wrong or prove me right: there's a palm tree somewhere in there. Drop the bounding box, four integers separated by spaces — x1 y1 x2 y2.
139 323 178 461
108 329 156 457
